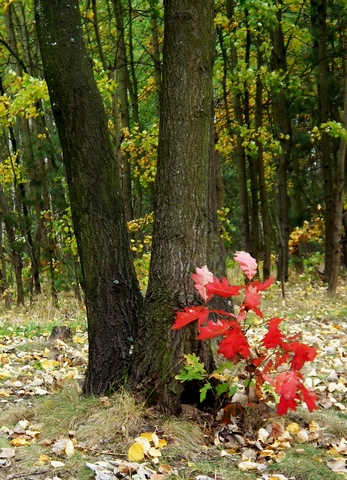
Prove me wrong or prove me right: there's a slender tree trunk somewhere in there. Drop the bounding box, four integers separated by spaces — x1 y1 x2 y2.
149 0 162 116
0 216 11 308
244 12 260 261
328 58 347 294
311 0 333 281
129 0 217 414
0 186 24 305
219 0 250 251
35 0 143 395
256 37 272 280
270 1 292 286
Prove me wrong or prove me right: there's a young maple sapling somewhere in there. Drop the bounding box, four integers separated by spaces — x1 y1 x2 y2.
172 252 317 416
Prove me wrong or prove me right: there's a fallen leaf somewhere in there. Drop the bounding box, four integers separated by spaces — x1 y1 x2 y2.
52 438 74 456
238 460 267 471
51 460 65 468
0 448 15 459
135 436 151 452
309 420 320 432
128 442 145 462
258 428 270 443
10 438 29 446
326 458 347 473
148 447 162 458
296 429 309 443
270 422 285 438
36 454 51 465
286 422 300 434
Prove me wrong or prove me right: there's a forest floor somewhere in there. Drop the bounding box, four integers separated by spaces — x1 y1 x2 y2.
0 273 347 480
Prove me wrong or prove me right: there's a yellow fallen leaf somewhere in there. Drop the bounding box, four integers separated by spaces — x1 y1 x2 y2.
128 442 145 462
65 439 74 457
36 454 51 465
273 450 286 463
40 359 60 370
140 432 155 442
157 439 167 448
148 447 162 458
286 423 300 434
135 436 151 452
309 420 320 432
10 438 29 447
72 336 85 344
0 390 11 397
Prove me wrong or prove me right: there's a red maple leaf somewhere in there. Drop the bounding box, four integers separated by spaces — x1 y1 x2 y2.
284 342 317 370
197 319 231 340
171 306 209 330
274 351 291 369
250 276 275 292
297 381 317 412
209 309 236 319
206 276 242 298
243 287 263 318
218 324 250 360
277 395 298 415
275 370 298 400
262 317 285 348
192 266 214 301
234 251 257 280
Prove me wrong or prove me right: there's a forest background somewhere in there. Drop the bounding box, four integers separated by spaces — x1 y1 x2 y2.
1 0 347 407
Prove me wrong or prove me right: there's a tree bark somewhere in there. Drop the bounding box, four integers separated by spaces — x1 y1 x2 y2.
35 0 143 395
270 0 292 287
311 0 333 282
328 58 347 294
129 0 217 414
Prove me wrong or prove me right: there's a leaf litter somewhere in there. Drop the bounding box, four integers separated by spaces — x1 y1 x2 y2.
0 280 347 478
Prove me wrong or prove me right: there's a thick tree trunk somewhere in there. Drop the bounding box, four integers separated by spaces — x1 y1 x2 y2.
129 0 217 414
35 0 143 395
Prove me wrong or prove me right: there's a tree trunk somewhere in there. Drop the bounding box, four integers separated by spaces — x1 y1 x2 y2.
256 37 272 280
328 58 347 294
270 1 292 287
129 0 217 414
0 185 24 306
311 0 334 282
35 0 143 395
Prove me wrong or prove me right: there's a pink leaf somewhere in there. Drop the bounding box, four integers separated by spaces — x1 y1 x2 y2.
234 251 257 280
192 266 214 301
